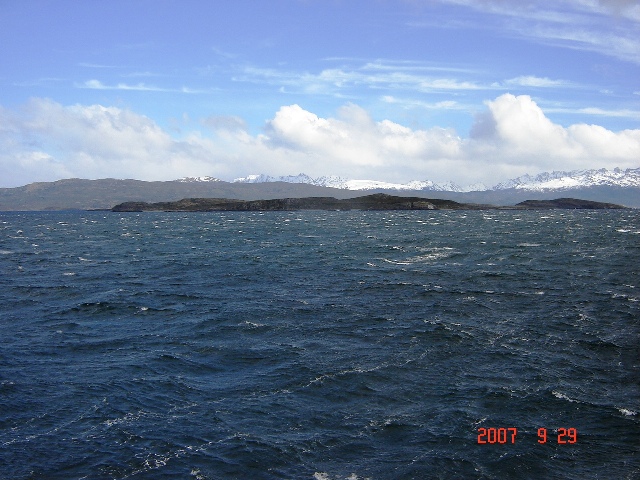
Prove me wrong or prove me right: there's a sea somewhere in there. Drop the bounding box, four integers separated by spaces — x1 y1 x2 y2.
0 209 638 480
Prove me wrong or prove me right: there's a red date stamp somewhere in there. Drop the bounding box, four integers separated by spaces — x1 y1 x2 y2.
477 427 577 444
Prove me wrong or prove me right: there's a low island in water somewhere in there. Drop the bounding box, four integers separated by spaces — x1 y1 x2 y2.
111 193 627 212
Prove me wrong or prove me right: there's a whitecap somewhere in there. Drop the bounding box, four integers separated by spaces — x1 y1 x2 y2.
242 320 265 327
313 473 366 480
0 250 13 255
382 258 411 265
552 391 577 403
143 454 168 469
191 469 207 480
617 407 637 416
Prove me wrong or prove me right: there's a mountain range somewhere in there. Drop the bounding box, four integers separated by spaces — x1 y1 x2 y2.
180 167 640 193
1 167 639 210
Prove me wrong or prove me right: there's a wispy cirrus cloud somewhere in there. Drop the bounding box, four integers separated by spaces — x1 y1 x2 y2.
421 0 640 64
77 62 122 69
76 79 216 94
502 76 573 88
13 77 65 87
234 60 581 101
121 71 167 78
234 62 487 96
545 105 640 119
524 23 640 64
78 79 171 92
381 96 467 110
356 60 479 75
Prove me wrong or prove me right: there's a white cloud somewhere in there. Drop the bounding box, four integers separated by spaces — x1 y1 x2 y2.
431 0 640 64
235 60 582 103
467 93 640 174
541 102 640 120
0 98 236 185
261 94 640 183
77 79 212 94
236 64 486 96
1 95 638 188
577 107 640 119
79 79 171 92
262 103 462 178
504 76 571 87
201 115 248 132
381 96 464 110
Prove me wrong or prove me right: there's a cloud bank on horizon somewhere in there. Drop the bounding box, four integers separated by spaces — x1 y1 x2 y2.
0 0 639 188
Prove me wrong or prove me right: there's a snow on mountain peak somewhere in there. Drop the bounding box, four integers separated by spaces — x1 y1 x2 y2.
232 174 488 192
178 176 223 183
233 174 275 183
180 167 640 192
493 167 640 191
233 173 349 188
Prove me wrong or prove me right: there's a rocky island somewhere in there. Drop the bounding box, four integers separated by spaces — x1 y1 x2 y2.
111 194 626 212
513 198 627 209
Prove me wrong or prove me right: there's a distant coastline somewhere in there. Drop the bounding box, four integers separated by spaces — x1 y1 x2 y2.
2 178 638 211
111 194 627 212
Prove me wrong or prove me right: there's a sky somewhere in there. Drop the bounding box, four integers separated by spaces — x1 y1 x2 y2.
1 0 639 188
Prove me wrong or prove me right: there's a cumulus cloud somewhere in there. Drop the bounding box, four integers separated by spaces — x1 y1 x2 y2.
0 98 236 185
466 93 640 177
259 96 639 184
201 115 248 132
1 95 639 188
261 103 462 179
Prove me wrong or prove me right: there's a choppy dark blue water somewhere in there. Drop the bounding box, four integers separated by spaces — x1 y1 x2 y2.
0 210 638 479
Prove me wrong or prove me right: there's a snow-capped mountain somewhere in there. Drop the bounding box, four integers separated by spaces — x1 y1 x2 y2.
339 179 483 192
232 173 350 188
492 168 640 191
179 167 640 193
177 176 223 183
232 173 486 192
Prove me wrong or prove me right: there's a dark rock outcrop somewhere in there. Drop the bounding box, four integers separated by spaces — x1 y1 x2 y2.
112 193 479 212
514 198 626 209
112 194 627 212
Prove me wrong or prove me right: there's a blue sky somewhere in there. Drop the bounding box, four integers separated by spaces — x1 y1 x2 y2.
1 0 639 188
